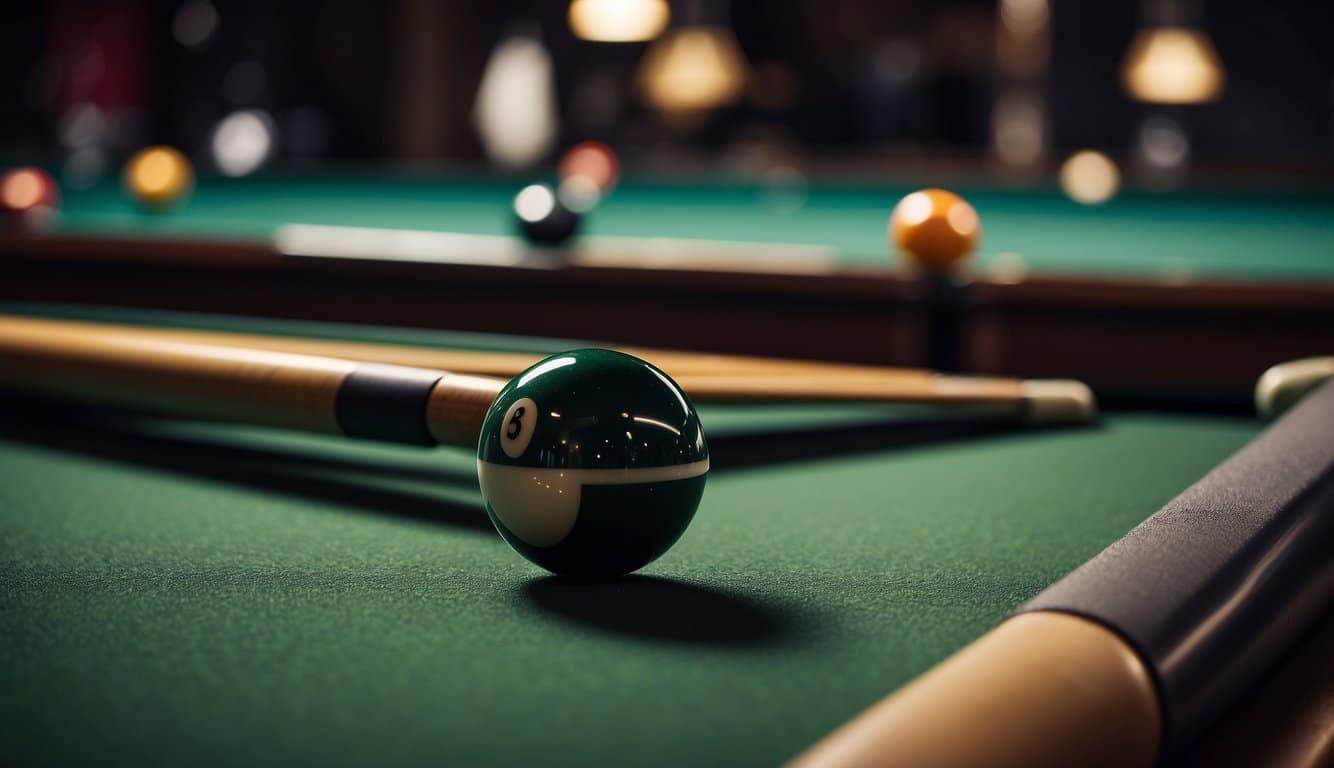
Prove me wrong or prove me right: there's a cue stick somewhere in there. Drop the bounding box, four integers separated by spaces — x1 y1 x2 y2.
0 315 925 379
0 315 1097 422
0 316 502 449
791 375 1334 768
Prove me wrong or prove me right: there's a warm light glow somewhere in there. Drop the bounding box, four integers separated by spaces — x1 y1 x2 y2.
947 202 980 237
568 0 669 42
894 192 933 227
1121 27 1225 104
123 146 194 208
136 151 181 194
2 170 44 210
1060 150 1120 205
636 26 748 112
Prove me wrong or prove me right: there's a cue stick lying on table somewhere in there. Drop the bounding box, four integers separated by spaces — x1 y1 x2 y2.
0 315 1097 423
791 368 1334 768
2 315 929 377
0 315 502 449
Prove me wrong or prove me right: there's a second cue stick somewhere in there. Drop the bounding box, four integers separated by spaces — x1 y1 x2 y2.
0 315 1097 422
0 316 501 449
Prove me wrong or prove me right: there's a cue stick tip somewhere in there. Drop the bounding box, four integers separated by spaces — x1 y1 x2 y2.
1022 379 1099 424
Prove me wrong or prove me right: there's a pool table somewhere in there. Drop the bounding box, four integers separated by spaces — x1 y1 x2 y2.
3 173 1333 405
1 302 1330 767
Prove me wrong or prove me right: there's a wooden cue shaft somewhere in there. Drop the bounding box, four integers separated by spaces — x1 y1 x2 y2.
0 315 501 449
0 314 929 380
0 316 1053 412
788 612 1162 768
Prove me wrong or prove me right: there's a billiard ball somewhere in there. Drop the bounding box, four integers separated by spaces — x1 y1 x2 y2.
559 141 620 194
1 167 60 232
513 183 581 247
889 188 980 273
123 146 194 211
476 348 710 578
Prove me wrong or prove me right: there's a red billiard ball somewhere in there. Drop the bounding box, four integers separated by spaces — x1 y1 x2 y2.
559 141 620 193
1 167 60 232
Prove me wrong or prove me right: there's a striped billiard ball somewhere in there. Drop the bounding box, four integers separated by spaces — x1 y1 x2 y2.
476 349 709 579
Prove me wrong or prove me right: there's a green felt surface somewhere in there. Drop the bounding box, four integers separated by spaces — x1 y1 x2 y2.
0 306 1262 766
43 172 1334 281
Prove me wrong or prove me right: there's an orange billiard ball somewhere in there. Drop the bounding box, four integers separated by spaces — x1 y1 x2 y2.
1 167 60 231
123 146 194 211
889 189 980 273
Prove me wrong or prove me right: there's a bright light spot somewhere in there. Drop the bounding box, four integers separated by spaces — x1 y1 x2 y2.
568 0 669 42
173 1 218 48
637 27 748 112
517 355 575 387
632 415 682 436
1122 27 1225 104
1060 150 1121 205
2 171 43 210
514 185 556 223
947 202 980 237
211 109 275 177
894 192 933 227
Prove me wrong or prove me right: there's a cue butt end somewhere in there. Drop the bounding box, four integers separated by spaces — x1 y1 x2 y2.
788 612 1162 768
1255 357 1334 420
1022 379 1098 424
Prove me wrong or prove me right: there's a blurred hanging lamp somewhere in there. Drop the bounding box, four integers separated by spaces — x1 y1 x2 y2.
1120 0 1224 104
635 0 748 114
568 0 670 42
472 25 559 170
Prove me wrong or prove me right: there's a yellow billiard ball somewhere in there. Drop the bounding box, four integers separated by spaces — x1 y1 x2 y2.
889 188 980 274
123 146 194 211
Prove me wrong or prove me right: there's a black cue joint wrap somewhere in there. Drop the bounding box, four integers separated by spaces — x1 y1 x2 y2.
335 364 444 446
1020 379 1334 753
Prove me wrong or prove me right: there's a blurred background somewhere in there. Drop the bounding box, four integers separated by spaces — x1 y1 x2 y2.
4 0 1333 192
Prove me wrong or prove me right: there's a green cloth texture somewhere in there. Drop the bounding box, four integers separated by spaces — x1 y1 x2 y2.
44 173 1334 281
0 305 1258 766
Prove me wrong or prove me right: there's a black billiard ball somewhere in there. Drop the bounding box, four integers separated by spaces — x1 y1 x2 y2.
513 183 581 247
477 349 710 578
